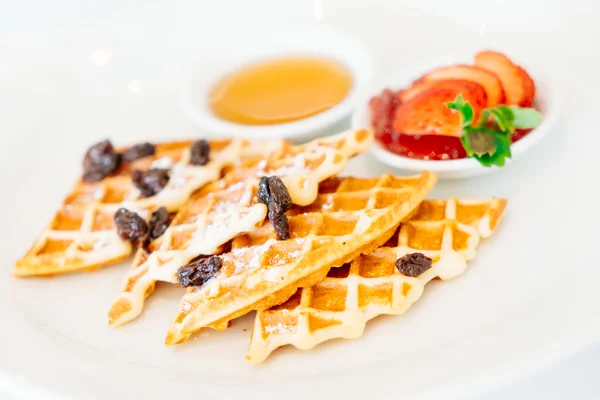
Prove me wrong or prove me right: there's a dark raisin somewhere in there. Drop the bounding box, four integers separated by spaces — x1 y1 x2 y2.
257 176 270 205
148 207 170 240
395 253 433 277
114 208 148 242
177 256 223 288
269 208 290 240
122 142 155 162
189 139 210 166
267 176 292 213
82 140 121 182
257 176 292 240
132 168 170 197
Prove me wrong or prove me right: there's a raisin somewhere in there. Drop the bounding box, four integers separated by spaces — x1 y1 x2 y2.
189 139 210 166
177 255 223 288
257 176 270 205
82 140 121 182
269 209 290 240
148 207 170 240
256 176 292 210
257 176 292 240
122 142 155 162
267 176 292 213
114 208 148 242
395 253 433 277
132 168 170 197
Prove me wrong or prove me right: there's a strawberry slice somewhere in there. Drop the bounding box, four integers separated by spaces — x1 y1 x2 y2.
393 83 487 137
420 65 504 107
474 51 535 106
518 66 536 107
399 79 487 104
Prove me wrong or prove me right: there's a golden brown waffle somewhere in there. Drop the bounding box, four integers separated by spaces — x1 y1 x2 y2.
202 129 375 205
15 139 284 277
108 129 374 326
164 172 437 346
246 197 507 363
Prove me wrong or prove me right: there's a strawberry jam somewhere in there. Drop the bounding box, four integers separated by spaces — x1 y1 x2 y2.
511 128 532 143
378 132 467 160
369 89 533 161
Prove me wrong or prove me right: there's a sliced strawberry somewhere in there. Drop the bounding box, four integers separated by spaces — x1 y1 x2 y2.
399 79 487 104
399 80 438 103
420 65 505 106
518 66 536 107
393 84 487 137
474 51 534 106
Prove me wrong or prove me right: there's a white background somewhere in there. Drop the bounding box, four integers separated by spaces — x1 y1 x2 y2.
2 345 599 398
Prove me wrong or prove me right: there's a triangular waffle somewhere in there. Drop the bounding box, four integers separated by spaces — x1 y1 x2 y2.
15 139 284 277
108 129 374 326
246 197 507 363
164 172 437 345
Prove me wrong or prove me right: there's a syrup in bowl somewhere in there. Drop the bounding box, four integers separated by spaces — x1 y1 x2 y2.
208 56 353 126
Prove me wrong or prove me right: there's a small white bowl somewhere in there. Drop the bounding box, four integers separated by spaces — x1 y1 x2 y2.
184 28 374 142
351 56 560 179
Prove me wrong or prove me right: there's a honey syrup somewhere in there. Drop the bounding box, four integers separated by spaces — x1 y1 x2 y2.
208 57 353 125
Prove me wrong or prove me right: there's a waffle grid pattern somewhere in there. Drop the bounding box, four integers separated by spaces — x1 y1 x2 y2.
14 139 283 276
246 198 506 363
164 172 436 346
108 130 375 327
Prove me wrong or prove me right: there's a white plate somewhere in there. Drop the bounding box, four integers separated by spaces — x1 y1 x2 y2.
0 1 599 399
183 28 374 142
351 56 560 179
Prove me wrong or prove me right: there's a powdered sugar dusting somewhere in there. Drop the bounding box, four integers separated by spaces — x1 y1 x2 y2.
204 202 250 238
287 249 300 259
264 322 293 334
321 194 334 210
213 201 238 216
225 180 247 193
231 238 277 274
150 156 174 169
265 153 309 177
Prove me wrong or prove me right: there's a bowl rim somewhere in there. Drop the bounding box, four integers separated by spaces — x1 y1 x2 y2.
183 29 375 140
351 54 560 173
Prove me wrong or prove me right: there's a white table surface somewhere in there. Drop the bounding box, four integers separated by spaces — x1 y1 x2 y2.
1 0 598 398
1 345 599 399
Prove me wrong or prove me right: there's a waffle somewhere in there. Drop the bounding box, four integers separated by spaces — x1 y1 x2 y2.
107 129 374 326
202 128 375 205
164 172 437 346
15 139 284 277
246 197 507 362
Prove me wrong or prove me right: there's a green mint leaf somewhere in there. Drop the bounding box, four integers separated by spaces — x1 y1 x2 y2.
487 105 515 133
451 94 466 108
509 106 543 128
478 109 491 126
461 103 474 127
448 95 541 168
446 94 474 127
464 129 512 167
